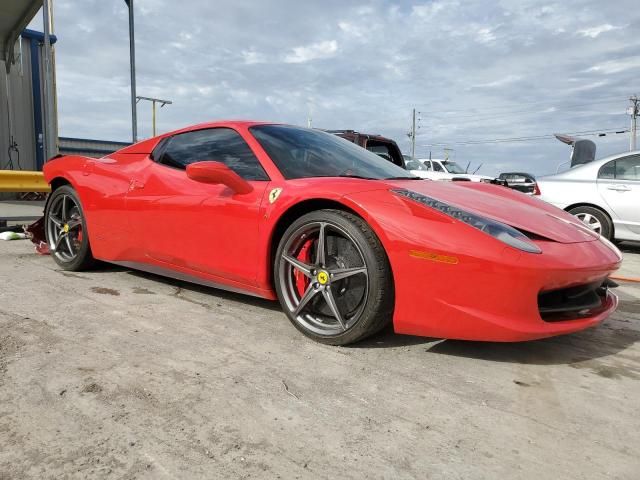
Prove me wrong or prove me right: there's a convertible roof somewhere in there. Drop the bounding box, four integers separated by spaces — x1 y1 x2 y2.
162 120 278 139
115 120 279 155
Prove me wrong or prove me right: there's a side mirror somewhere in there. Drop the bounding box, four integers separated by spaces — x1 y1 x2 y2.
186 161 253 194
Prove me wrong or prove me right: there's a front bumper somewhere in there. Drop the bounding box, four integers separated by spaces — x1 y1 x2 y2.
390 239 621 341
343 188 622 342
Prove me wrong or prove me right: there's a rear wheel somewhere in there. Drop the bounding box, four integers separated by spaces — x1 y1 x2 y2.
568 206 613 240
274 210 393 345
44 185 95 271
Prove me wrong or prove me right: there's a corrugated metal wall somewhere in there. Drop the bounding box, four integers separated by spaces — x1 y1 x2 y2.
58 137 131 158
0 36 37 172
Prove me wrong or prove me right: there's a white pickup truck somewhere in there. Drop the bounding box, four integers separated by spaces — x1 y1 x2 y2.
416 158 494 182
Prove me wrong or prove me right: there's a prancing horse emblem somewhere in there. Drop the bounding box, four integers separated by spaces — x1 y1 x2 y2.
269 188 283 204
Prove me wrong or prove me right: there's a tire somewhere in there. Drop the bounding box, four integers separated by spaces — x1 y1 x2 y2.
44 185 96 271
568 206 613 240
274 209 394 345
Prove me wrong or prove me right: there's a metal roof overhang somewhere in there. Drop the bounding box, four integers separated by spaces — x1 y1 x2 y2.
1 0 43 71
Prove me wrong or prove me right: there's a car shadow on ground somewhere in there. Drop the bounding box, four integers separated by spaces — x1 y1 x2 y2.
427 327 640 365
124 269 281 311
351 325 441 348
356 323 640 366
618 241 640 254
117 266 638 366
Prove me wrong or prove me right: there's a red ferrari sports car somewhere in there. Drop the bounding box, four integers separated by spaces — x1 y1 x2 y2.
42 121 622 345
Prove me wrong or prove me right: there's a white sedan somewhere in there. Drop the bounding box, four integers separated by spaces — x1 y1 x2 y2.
536 151 640 241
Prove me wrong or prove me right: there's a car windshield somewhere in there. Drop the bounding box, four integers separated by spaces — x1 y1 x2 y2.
405 159 428 171
250 125 416 180
443 161 466 174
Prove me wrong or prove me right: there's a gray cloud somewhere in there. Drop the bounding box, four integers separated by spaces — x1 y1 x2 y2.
32 0 640 176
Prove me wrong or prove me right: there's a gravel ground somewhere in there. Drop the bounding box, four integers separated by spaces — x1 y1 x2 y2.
0 239 639 479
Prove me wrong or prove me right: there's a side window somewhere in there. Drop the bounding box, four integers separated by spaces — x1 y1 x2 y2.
365 140 404 167
424 162 432 171
366 144 392 162
614 155 640 181
432 162 444 172
598 160 616 179
150 137 169 161
158 128 269 181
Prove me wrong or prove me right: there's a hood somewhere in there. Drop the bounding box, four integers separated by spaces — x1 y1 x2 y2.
386 179 598 244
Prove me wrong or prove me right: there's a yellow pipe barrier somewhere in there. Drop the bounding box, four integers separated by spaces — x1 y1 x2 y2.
0 170 51 193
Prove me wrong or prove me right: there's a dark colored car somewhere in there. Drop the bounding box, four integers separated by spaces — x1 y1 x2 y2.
498 172 539 195
327 130 406 169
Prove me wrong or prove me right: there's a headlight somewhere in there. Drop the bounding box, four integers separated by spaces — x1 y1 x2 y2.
392 189 542 254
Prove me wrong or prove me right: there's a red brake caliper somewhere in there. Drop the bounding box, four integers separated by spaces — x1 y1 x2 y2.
294 240 313 298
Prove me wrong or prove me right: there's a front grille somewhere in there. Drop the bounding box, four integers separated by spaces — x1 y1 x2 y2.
538 280 614 322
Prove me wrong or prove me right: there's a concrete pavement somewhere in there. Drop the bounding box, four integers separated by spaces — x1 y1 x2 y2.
0 239 638 479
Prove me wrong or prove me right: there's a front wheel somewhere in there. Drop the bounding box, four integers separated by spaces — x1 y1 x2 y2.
44 185 96 271
274 210 393 345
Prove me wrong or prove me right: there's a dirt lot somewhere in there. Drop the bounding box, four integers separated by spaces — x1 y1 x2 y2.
0 239 639 479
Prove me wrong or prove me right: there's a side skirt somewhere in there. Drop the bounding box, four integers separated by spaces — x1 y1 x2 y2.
108 260 275 300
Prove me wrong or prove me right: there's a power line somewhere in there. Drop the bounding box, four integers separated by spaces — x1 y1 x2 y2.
417 107 625 129
418 99 624 123
413 95 625 117
421 128 629 147
418 123 628 141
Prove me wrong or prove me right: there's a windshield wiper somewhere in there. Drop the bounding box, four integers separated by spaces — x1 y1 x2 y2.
334 174 376 180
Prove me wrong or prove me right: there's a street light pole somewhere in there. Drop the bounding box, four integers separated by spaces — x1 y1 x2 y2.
42 0 56 162
136 96 172 137
125 0 137 143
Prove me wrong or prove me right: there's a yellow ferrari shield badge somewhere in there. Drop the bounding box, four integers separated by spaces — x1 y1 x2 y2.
269 188 283 204
317 271 329 285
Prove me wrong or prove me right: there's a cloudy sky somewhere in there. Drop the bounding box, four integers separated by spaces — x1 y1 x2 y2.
30 0 640 176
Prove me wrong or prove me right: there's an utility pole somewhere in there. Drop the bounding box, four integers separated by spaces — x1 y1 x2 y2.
136 96 172 137
629 95 639 151
125 0 137 143
42 0 56 162
411 108 416 158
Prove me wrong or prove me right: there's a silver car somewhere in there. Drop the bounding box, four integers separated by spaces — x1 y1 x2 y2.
536 151 640 241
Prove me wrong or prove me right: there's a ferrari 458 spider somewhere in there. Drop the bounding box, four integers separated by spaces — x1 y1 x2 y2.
43 121 622 345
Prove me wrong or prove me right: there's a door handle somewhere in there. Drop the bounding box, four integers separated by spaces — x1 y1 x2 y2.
129 179 145 190
607 185 630 192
